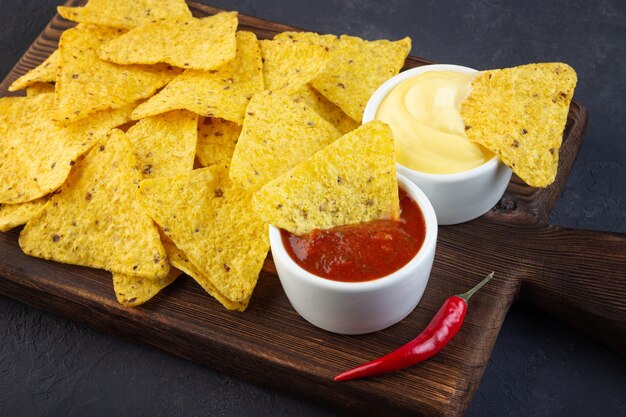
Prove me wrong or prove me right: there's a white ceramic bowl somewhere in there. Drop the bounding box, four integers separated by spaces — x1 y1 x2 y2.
269 174 438 335
363 64 512 225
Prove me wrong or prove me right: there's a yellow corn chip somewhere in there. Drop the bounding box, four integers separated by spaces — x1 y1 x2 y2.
290 85 359 135
0 196 49 232
195 117 241 167
19 129 169 279
57 0 191 30
230 91 341 191
0 93 135 204
9 49 59 92
162 237 248 311
112 268 180 307
131 31 264 124
26 83 55 96
461 63 577 187
253 121 399 235
138 165 269 304
98 12 238 71
260 35 330 92
56 24 180 124
311 35 411 122
126 110 198 178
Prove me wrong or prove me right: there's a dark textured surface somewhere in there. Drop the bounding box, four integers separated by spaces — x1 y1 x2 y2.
1 1 625 416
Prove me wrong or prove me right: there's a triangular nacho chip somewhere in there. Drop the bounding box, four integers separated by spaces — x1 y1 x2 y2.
195 117 241 167
138 165 268 304
126 110 198 178
162 237 248 311
461 62 577 187
0 93 135 204
311 35 411 122
260 35 331 92
9 49 59 92
19 129 169 279
131 31 264 124
56 24 180 124
290 85 359 135
98 12 238 71
112 268 180 307
253 121 399 235
230 91 341 191
57 0 191 30
0 197 49 232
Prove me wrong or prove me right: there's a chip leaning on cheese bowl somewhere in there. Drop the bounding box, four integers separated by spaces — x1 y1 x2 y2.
364 62 577 224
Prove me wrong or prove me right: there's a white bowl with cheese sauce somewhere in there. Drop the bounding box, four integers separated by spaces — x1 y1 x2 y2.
363 64 512 225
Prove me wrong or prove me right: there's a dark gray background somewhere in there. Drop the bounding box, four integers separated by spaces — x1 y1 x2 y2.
1 0 625 416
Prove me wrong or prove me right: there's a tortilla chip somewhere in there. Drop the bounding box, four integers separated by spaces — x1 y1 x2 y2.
253 121 399 235
260 35 330 92
26 83 55 96
230 91 341 191
0 93 135 204
290 85 359 135
57 0 191 29
195 117 241 167
19 129 169 279
162 237 248 311
126 110 198 178
9 50 59 92
112 268 180 307
131 31 263 124
138 165 268 304
461 63 577 187
56 24 180 124
311 35 411 122
98 12 238 71
0 197 49 232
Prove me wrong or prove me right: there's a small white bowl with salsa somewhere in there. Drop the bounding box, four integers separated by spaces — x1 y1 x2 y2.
363 64 512 225
269 174 437 335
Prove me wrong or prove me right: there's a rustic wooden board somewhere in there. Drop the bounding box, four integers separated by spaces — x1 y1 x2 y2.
1 2 625 416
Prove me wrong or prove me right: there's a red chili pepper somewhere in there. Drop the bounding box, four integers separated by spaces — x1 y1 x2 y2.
334 272 494 382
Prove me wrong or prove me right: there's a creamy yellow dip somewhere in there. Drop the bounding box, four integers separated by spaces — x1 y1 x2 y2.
375 70 493 174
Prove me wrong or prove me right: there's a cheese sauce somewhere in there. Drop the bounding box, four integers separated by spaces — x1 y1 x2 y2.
375 70 493 174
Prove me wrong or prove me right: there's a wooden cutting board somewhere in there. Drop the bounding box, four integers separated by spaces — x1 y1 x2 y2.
1 2 624 416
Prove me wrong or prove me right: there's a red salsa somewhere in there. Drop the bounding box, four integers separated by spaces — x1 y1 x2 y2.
280 188 426 282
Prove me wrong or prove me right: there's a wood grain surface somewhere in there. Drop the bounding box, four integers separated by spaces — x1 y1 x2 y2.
0 2 624 417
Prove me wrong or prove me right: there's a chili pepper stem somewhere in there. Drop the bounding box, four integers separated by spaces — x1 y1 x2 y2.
457 271 494 303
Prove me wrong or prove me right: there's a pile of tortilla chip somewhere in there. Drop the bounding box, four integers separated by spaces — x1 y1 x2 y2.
1 0 412 309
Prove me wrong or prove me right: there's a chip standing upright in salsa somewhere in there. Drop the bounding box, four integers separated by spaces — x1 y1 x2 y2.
281 188 426 282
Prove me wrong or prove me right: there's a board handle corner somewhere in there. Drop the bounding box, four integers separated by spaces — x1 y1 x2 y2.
520 225 626 354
